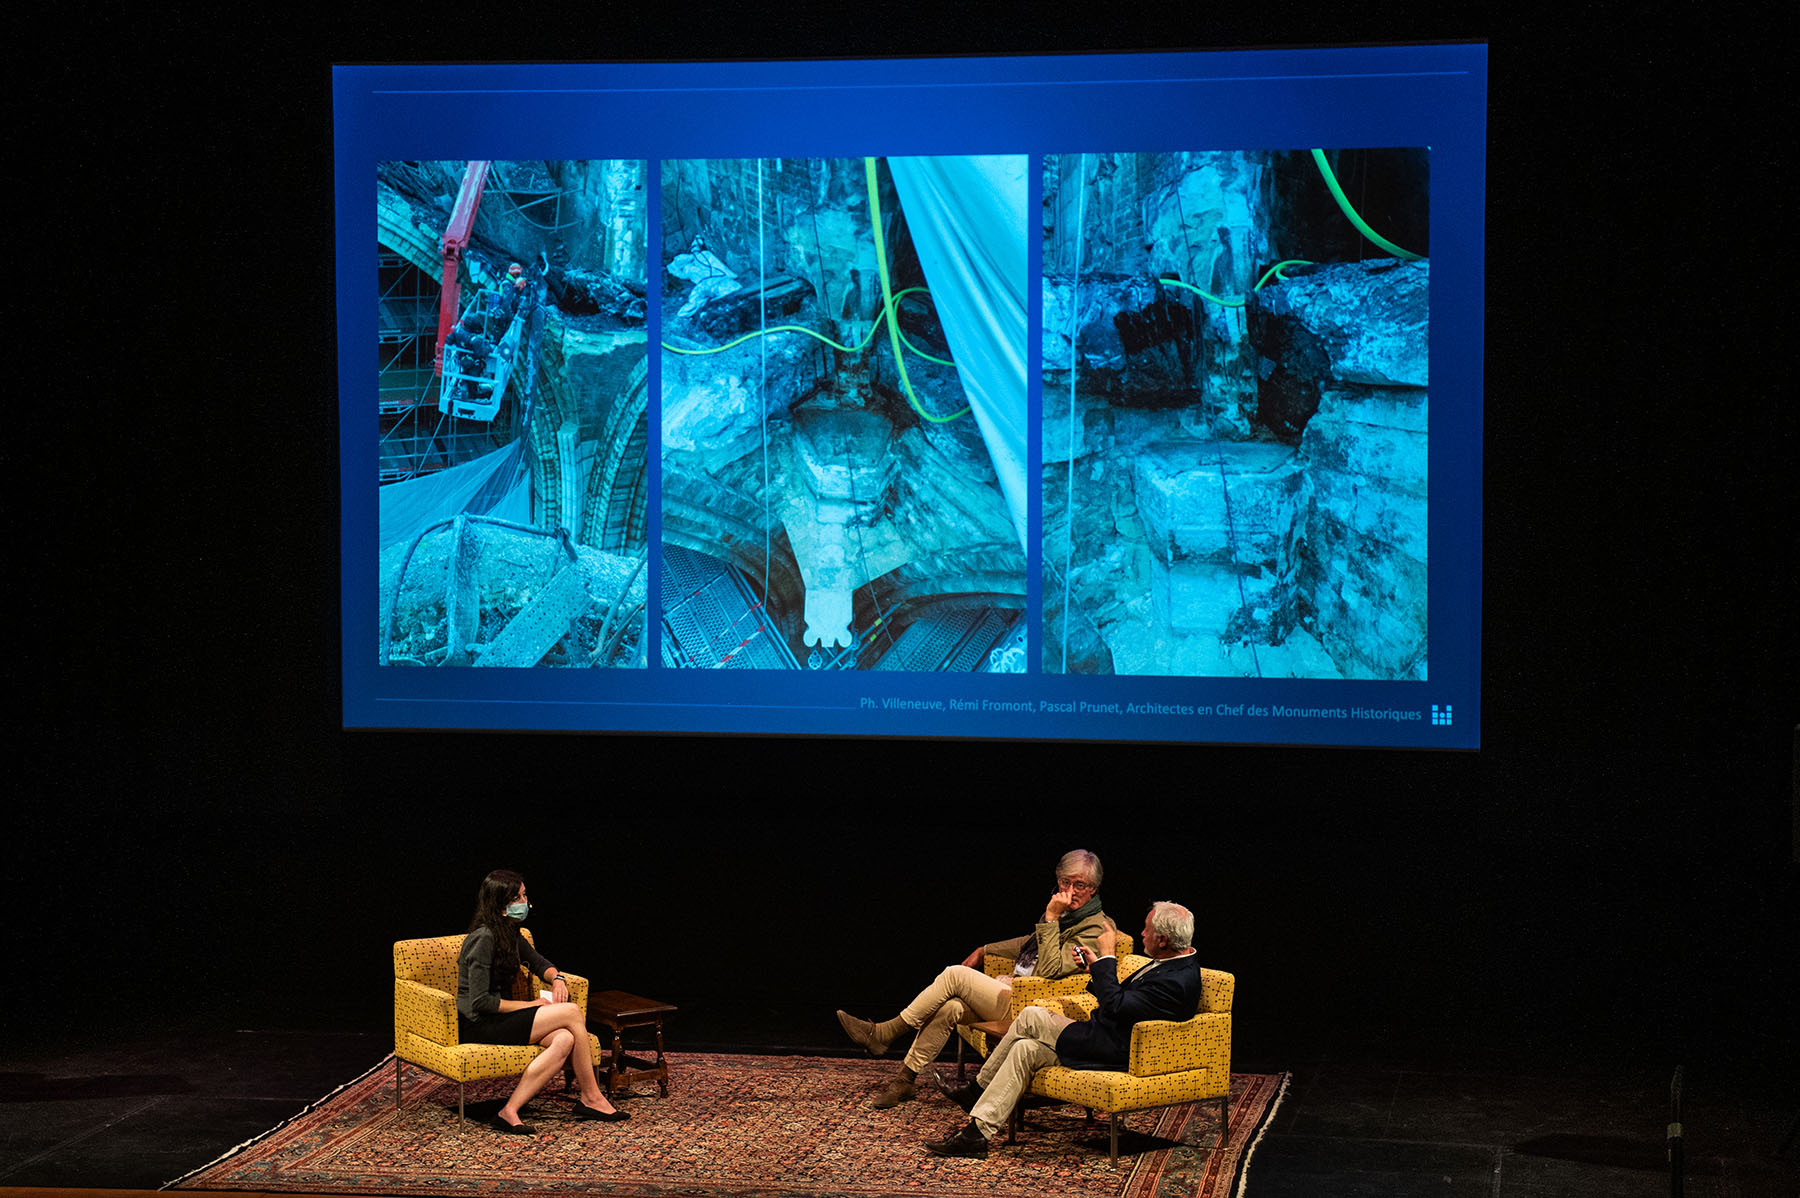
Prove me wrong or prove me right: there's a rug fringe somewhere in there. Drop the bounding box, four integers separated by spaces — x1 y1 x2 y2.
1232 1071 1291 1198
159 1052 398 1190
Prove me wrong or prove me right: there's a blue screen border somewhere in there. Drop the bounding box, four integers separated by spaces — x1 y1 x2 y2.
336 44 1486 748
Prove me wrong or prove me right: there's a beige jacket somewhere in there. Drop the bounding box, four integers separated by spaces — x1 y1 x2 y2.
983 908 1109 982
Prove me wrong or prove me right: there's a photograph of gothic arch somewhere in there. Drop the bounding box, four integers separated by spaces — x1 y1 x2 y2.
376 160 650 668
659 155 1028 672
1043 149 1429 678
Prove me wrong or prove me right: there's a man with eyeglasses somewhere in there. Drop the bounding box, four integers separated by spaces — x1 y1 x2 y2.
836 849 1109 1110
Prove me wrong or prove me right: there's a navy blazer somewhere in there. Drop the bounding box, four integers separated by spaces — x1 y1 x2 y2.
1054 952 1204 1070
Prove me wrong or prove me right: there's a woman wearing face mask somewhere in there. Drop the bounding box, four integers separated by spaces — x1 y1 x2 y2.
456 868 626 1133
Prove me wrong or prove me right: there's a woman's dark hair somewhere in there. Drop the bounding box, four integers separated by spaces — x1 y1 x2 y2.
467 868 525 976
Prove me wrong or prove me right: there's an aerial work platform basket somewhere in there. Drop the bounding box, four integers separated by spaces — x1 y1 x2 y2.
439 297 527 422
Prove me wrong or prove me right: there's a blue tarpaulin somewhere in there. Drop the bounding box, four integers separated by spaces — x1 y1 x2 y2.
888 156 1027 551
378 439 530 551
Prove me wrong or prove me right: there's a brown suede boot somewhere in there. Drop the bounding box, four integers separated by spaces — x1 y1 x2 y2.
836 1010 908 1058
870 1069 917 1109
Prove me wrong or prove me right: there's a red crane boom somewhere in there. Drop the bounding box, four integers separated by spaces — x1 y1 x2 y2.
432 160 492 377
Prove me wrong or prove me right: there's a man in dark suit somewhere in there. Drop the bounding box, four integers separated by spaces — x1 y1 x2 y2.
924 900 1202 1158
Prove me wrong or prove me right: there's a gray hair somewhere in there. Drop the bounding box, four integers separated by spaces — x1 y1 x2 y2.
1148 901 1194 951
1056 849 1102 889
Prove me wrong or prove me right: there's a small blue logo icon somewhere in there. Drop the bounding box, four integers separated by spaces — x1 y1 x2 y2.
1430 704 1453 727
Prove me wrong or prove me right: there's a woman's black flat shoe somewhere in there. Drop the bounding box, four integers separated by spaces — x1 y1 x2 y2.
490 1115 536 1134
574 1100 629 1122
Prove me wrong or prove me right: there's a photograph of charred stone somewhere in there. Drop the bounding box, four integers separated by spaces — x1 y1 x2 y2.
660 156 1028 671
1043 149 1429 678
376 161 650 668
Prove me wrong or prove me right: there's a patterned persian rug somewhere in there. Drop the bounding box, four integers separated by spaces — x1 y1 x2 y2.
170 1053 1287 1197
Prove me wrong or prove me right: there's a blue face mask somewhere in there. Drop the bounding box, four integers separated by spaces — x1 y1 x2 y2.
505 900 530 921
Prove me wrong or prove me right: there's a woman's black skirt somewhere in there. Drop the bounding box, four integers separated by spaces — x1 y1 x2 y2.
458 1005 539 1046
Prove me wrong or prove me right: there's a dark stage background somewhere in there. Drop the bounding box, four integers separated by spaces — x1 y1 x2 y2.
15 2 1796 1094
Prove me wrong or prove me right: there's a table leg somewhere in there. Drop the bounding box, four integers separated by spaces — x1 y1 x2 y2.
654 1019 669 1096
609 1024 625 1093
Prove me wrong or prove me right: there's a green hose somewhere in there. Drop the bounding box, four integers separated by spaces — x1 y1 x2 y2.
892 295 955 367
1156 259 1314 306
1310 149 1421 261
1253 259 1314 290
866 156 969 423
661 285 955 369
663 321 868 356
1155 277 1239 306
661 286 924 356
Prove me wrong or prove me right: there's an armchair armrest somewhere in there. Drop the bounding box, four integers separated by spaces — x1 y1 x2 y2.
395 977 458 1045
531 970 591 1012
1127 1010 1231 1077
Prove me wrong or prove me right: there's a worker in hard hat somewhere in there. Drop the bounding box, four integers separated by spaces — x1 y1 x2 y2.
485 263 529 334
446 312 495 399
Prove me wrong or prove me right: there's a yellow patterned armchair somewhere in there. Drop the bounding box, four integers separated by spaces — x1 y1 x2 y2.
392 930 602 1120
953 933 1135 1071
1017 956 1234 1163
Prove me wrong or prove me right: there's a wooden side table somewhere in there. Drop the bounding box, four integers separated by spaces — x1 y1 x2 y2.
589 989 678 1097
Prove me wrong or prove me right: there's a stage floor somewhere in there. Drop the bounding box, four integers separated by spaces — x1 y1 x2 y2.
2 1002 1793 1197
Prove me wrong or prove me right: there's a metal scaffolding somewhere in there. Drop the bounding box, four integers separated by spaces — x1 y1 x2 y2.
377 248 508 482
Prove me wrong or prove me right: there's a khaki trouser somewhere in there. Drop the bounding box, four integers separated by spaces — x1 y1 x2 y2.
970 1004 1073 1137
898 965 1016 1073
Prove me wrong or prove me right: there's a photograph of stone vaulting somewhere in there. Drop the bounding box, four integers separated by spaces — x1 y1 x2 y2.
660 156 1028 671
376 160 650 668
1043 149 1429 678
